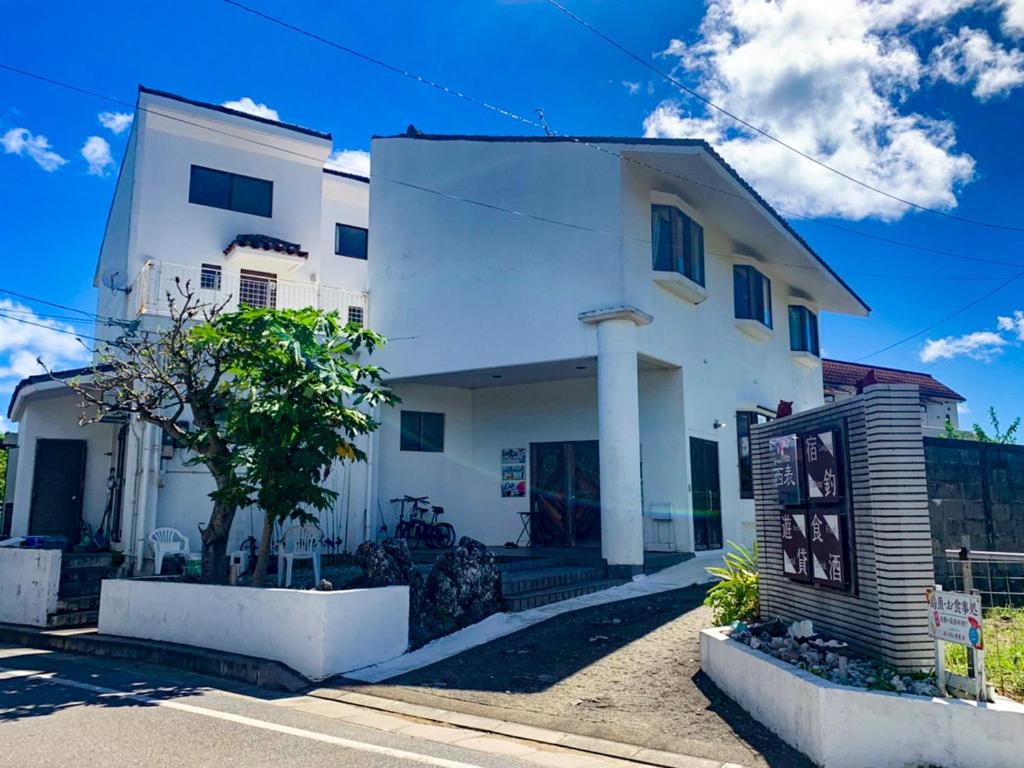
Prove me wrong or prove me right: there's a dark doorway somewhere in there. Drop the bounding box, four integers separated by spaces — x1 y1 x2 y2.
689 437 722 550
530 441 600 547
29 439 87 545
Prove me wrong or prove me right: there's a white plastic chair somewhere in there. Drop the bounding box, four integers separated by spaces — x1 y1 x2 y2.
277 525 322 587
148 527 189 575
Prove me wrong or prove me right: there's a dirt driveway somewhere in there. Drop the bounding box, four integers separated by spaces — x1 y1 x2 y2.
352 584 812 768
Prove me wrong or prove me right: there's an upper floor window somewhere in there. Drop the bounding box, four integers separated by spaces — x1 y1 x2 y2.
400 411 445 453
200 263 222 291
789 305 820 356
734 265 772 328
335 223 368 260
189 165 273 218
651 204 704 286
238 269 277 309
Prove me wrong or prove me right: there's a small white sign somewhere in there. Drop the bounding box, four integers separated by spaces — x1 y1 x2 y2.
926 588 984 650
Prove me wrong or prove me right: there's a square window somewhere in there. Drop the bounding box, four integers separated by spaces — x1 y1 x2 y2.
336 223 368 259
400 411 444 452
238 269 277 309
200 264 222 291
347 306 364 327
651 204 704 286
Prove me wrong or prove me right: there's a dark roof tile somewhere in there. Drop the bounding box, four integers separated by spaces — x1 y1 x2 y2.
822 358 965 402
224 234 308 258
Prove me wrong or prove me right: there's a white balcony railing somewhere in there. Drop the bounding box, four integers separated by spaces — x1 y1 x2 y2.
130 260 368 323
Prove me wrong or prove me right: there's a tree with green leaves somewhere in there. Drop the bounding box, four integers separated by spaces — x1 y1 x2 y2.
971 406 1020 444
56 283 394 583
194 306 397 585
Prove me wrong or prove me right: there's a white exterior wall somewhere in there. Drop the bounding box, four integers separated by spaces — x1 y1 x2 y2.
923 398 960 436
9 392 117 538
0 548 61 627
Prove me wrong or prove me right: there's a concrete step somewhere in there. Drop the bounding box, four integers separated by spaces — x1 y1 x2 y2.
62 552 119 569
56 594 100 613
57 578 107 599
47 609 99 628
504 578 628 612
59 566 118 585
501 565 606 596
496 557 565 574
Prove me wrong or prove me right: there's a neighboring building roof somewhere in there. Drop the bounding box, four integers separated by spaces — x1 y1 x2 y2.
375 133 869 315
138 85 332 141
323 168 370 184
7 364 115 420
822 358 965 402
223 234 309 258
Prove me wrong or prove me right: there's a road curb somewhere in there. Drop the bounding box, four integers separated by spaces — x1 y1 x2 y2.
308 686 745 768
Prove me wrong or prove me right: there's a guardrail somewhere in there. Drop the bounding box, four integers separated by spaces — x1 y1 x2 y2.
130 260 367 322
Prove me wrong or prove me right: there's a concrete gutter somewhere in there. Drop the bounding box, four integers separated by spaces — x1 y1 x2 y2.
308 687 747 768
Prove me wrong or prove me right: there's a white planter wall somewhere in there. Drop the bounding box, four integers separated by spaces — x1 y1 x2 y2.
700 627 1024 768
99 580 409 680
0 548 61 627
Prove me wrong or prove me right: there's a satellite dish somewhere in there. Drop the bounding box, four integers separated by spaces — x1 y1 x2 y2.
100 268 130 294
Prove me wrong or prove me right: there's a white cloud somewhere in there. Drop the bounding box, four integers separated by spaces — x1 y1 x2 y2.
326 149 371 177
0 300 90 389
1 127 67 172
998 0 1024 37
642 0 992 221
997 309 1024 340
957 402 970 415
931 27 1024 99
920 307 1024 362
622 80 642 95
920 331 1008 362
221 97 280 121
80 136 113 176
98 111 133 134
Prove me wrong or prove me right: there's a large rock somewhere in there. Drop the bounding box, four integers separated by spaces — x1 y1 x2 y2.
355 536 502 649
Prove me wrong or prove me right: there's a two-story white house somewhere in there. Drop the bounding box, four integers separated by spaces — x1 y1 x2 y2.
4 89 870 577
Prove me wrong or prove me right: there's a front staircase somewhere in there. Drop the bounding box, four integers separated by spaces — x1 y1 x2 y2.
48 552 122 628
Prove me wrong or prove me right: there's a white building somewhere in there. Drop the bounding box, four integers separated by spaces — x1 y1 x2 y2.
821 358 964 437
3 88 869 576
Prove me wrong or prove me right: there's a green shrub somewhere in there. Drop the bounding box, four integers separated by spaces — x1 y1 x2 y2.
704 540 760 625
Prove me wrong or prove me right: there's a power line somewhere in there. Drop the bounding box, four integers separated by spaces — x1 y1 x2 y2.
0 286 104 320
856 267 1024 361
0 310 104 343
3 63 1021 358
545 0 1024 233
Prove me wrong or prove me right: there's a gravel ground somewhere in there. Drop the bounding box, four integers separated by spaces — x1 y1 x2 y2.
360 585 813 768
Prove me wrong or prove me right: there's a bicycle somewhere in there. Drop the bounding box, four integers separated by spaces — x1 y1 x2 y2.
391 495 456 549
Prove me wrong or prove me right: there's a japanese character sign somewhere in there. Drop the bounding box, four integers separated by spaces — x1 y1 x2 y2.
805 430 841 502
770 434 802 506
781 511 811 583
809 513 847 589
926 589 984 650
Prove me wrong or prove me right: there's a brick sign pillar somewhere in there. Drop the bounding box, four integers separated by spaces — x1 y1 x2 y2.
751 383 935 672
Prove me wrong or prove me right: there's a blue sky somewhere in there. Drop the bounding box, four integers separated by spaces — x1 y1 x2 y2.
2 0 1023 431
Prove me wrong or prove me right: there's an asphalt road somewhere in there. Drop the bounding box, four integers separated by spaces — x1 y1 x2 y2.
0 645 628 768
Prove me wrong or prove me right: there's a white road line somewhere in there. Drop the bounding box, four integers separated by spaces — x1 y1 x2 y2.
0 665 496 768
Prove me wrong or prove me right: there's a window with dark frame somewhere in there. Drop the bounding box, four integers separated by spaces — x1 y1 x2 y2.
651 204 705 286
737 411 771 499
400 411 445 453
200 263 222 291
734 264 772 328
788 305 820 356
188 165 273 218
335 223 368 260
238 269 277 309
347 306 364 327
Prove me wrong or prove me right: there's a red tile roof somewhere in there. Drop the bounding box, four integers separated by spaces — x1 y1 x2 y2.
822 359 965 402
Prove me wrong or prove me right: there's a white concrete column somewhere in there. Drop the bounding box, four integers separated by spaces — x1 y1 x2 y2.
581 305 652 575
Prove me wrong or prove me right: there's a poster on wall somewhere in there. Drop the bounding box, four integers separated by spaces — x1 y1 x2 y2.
805 430 841 502
769 434 802 506
809 512 848 589
501 447 526 465
501 448 527 497
780 511 811 582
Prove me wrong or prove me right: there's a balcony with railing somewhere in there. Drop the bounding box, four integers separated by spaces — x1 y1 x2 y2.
130 260 368 325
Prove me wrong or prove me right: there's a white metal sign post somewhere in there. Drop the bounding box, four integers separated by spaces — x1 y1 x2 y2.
927 585 987 701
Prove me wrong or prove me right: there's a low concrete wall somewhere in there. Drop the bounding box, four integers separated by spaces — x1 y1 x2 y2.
99 580 409 681
700 627 1024 768
0 548 61 627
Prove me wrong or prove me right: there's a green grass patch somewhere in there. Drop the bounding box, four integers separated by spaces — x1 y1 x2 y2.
945 607 1024 702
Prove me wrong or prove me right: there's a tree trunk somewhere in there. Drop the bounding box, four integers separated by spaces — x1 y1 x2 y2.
252 513 275 587
199 499 236 584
